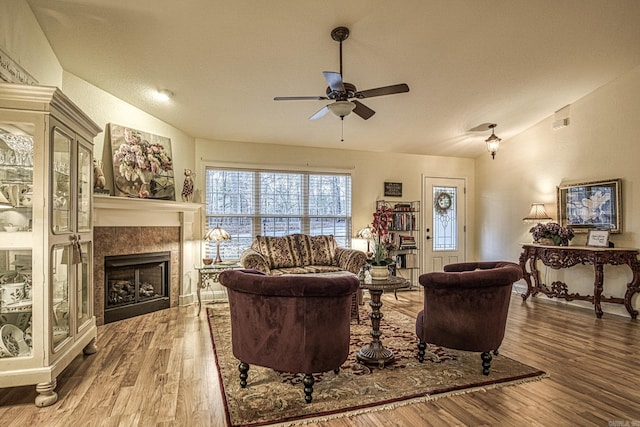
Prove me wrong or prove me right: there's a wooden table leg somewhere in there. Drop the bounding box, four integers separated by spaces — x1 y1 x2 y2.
356 289 395 368
197 272 203 316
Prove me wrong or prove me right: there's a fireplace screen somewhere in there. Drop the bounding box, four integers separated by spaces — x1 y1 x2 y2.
104 252 170 323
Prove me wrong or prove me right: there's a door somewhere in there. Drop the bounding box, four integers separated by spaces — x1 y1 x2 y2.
423 177 466 272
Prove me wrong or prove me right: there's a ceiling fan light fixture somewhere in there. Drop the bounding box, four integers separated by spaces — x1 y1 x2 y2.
485 124 501 159
327 100 355 118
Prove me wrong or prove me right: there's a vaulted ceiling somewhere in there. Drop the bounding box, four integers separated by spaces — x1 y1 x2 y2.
25 0 640 158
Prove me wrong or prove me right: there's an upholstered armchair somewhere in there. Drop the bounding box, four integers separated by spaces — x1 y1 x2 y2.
415 261 523 375
218 269 360 403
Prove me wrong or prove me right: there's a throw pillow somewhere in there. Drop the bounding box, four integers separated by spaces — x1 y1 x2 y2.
298 234 337 266
255 235 303 269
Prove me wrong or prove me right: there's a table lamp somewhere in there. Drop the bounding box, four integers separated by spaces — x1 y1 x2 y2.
356 226 374 258
203 226 231 264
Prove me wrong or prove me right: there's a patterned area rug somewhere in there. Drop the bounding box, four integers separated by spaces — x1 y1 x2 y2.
207 303 546 427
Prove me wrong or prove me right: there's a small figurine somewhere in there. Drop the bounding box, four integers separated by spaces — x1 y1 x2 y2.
181 168 194 202
93 159 106 190
364 270 372 284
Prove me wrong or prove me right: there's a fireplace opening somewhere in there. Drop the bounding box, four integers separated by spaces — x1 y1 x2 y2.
104 251 170 323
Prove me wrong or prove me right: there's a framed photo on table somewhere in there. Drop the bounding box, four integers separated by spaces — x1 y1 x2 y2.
557 179 621 233
586 229 611 247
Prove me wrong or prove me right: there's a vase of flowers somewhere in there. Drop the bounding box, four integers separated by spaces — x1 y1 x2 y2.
367 204 395 278
529 222 575 246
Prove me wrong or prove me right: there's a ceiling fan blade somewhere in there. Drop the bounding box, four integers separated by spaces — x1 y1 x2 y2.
309 105 330 120
352 100 375 120
323 71 345 93
355 83 409 98
274 96 328 101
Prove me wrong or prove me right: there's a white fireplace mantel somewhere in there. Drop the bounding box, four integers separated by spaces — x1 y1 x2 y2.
93 195 202 306
94 195 201 227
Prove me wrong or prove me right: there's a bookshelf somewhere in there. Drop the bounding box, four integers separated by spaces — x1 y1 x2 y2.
376 200 421 288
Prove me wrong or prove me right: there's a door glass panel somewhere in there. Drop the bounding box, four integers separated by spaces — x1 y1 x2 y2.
433 186 457 251
77 144 91 231
52 129 71 234
0 249 33 358
51 245 70 350
76 242 91 329
0 122 34 233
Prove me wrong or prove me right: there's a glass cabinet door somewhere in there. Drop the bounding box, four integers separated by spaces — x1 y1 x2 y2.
51 245 70 350
77 143 92 232
0 121 34 232
52 128 72 234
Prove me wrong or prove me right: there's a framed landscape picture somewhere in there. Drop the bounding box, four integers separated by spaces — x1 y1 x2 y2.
557 179 621 233
109 124 175 200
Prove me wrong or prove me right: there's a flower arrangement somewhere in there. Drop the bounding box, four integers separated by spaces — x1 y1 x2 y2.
368 205 395 266
113 128 173 183
529 222 575 246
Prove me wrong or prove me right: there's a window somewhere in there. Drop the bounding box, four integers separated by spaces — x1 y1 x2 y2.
204 168 352 260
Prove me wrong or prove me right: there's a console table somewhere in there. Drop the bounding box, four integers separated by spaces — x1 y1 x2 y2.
519 244 640 318
195 262 241 315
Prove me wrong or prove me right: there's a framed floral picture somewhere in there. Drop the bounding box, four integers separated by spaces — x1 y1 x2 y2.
109 124 175 200
557 179 621 233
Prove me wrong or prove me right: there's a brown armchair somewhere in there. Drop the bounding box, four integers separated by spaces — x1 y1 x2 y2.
218 269 360 403
416 261 523 375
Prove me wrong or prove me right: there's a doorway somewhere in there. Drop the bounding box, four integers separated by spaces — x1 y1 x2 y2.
422 177 466 272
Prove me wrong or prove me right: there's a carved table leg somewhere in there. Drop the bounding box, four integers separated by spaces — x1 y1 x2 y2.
35 379 58 407
519 250 533 300
593 262 604 318
356 289 395 368
624 261 640 319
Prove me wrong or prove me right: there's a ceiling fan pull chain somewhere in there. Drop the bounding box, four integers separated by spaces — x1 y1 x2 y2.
341 117 345 142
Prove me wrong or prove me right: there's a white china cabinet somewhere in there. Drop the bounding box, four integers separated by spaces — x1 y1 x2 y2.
0 83 101 406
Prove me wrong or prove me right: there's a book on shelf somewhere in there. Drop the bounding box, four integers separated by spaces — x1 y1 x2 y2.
399 235 417 249
393 203 413 212
391 212 416 231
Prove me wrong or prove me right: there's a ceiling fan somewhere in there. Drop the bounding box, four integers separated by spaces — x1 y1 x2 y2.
274 26 410 121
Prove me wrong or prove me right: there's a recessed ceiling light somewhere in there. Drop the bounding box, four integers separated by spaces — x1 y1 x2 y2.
154 89 174 102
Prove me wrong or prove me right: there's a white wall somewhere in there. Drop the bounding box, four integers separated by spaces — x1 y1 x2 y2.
476 65 640 317
0 0 62 86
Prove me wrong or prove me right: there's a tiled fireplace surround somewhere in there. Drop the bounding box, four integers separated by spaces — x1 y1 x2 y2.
93 196 201 325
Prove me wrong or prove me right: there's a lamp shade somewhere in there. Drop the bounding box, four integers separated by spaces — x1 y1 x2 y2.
328 101 355 118
523 203 553 223
355 226 373 240
203 226 231 242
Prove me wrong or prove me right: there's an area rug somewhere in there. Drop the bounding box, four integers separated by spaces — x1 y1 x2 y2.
207 303 546 427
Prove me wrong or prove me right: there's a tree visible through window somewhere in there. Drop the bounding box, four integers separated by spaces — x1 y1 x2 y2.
204 168 352 260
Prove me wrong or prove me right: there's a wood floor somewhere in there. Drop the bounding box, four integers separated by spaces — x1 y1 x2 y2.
1 290 639 426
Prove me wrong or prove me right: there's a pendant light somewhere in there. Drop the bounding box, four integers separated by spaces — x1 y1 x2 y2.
485 124 501 159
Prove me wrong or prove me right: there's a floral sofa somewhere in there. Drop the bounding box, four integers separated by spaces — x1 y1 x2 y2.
240 234 367 276
240 234 367 320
